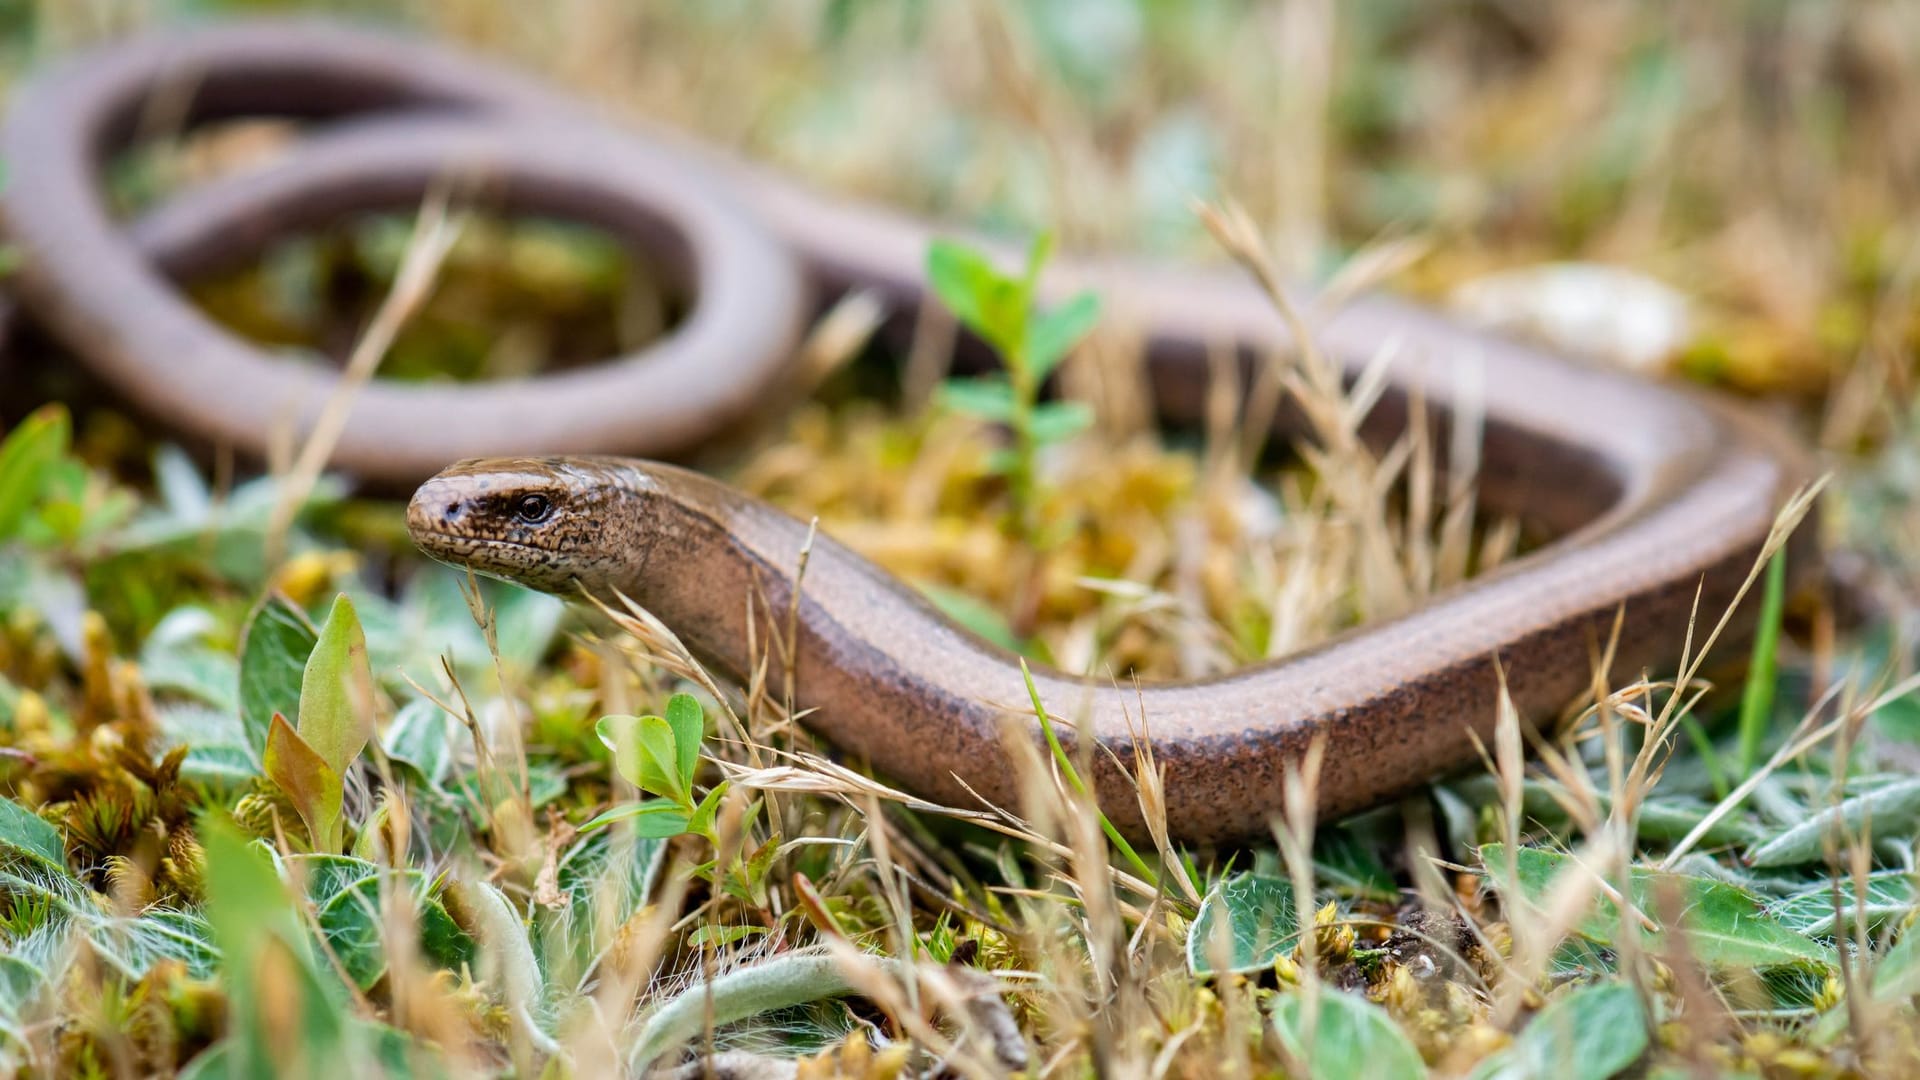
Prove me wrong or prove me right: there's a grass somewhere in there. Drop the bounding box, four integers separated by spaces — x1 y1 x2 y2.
5 1 1920 1077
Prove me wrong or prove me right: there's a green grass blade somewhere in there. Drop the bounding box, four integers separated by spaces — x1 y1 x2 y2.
1737 550 1787 776
1021 660 1158 888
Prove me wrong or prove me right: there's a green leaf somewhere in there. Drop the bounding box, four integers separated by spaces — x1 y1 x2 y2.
151 444 211 521
581 798 692 838
1813 920 1920 1045
382 698 454 788
1871 693 1920 745
298 856 395 991
1736 550 1787 774
264 713 344 852
237 595 319 765
1313 828 1399 902
1020 231 1054 288
1767 871 1914 937
113 909 220 980
202 816 352 1080
664 693 705 793
140 645 240 715
0 954 43 1021
1028 400 1094 444
201 815 309 969
177 1021 448 1080
1470 981 1647 1080
1479 845 1830 970
489 586 567 672
534 827 667 987
926 239 1026 355
1187 872 1297 975
159 706 259 785
1026 290 1100 382
1269 989 1425 1080
597 714 691 806
936 377 1018 422
1746 778 1920 868
297 594 375 778
918 583 1023 652
1446 774 1761 846
1874 925 1920 999
289 855 475 992
627 952 867 1073
441 878 540 1023
685 781 729 838
0 405 71 541
0 799 66 872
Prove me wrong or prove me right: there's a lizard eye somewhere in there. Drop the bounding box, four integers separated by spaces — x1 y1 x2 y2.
514 493 554 524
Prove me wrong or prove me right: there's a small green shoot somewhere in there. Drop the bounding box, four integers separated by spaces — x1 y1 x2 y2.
0 405 69 543
589 692 729 840
926 234 1101 544
260 594 375 851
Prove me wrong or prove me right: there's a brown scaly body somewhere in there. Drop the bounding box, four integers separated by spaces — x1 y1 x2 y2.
410 390 1809 847
0 21 1815 842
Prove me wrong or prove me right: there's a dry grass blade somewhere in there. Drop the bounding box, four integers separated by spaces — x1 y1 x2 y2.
265 187 463 562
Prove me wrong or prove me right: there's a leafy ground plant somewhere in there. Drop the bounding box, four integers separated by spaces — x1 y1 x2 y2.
927 234 1099 549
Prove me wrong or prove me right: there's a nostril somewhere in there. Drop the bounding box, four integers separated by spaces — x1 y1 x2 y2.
443 501 462 523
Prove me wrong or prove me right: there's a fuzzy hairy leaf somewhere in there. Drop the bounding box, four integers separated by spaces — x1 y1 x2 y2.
1480 845 1829 970
628 951 864 1073
1746 778 1920 868
1767 871 1914 937
442 878 540 1026
382 698 454 788
160 706 259 785
0 954 42 1020
139 643 239 715
289 855 475 991
89 909 220 982
237 595 318 765
1187 872 1297 975
534 827 667 987
0 799 65 872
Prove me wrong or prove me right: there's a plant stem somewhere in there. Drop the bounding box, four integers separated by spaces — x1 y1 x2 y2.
1021 660 1160 887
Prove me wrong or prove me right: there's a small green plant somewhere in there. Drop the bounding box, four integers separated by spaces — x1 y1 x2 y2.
926 234 1101 544
260 593 375 852
0 404 135 551
588 692 728 840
